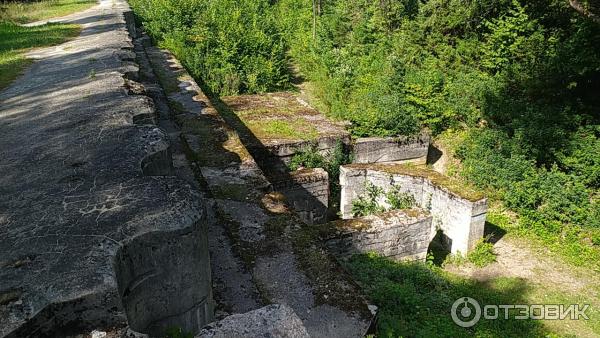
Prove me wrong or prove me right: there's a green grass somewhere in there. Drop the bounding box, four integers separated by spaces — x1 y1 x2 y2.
0 0 96 24
244 118 319 141
0 21 80 90
444 238 497 268
346 252 600 337
487 210 600 272
347 253 549 337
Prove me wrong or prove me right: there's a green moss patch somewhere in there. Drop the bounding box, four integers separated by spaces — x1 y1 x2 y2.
220 92 348 143
346 163 485 202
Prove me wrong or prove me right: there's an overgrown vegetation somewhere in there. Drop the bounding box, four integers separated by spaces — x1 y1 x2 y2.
129 0 600 268
445 237 498 268
289 139 352 207
351 181 416 217
0 21 80 90
129 0 289 95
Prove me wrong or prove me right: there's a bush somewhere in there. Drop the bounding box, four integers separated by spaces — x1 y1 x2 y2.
129 0 290 95
288 146 326 171
351 182 385 217
351 182 415 217
386 185 416 210
467 239 496 267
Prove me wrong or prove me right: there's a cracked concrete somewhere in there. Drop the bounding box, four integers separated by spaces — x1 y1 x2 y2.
0 1 213 336
142 40 374 337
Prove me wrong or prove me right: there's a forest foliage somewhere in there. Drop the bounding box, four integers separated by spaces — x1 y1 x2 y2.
129 0 600 263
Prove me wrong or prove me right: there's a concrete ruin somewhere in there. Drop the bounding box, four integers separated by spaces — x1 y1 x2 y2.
273 168 330 225
0 1 214 336
218 92 350 225
324 209 432 261
351 132 431 165
0 0 488 335
197 304 310 338
141 25 374 338
339 163 487 256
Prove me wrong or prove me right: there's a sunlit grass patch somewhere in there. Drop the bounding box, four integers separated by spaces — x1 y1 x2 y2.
245 118 319 141
0 0 96 24
346 253 548 337
0 21 80 90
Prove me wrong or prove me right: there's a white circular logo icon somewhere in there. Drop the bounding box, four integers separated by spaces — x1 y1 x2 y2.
451 297 481 327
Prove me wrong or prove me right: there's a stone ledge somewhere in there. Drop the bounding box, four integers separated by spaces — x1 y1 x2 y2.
324 209 432 261
352 131 430 164
196 304 310 338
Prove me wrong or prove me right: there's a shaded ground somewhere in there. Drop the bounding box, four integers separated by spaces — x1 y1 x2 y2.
444 231 600 337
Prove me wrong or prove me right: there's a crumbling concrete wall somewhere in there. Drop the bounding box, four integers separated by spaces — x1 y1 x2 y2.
325 209 432 261
274 168 329 225
352 132 430 164
114 224 213 336
142 36 374 337
340 164 487 254
259 134 351 166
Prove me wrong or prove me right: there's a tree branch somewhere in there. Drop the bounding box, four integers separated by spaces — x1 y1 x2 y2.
569 0 600 24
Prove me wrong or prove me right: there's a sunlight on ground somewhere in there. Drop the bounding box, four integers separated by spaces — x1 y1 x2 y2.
0 22 81 90
0 0 92 91
0 0 96 24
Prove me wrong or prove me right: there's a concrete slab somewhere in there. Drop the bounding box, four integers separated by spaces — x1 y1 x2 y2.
0 1 213 336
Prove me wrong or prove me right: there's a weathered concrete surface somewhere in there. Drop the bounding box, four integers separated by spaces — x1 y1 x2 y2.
273 168 329 225
352 132 430 164
0 1 213 336
220 92 351 163
325 209 432 261
340 164 487 254
142 43 374 337
197 304 309 338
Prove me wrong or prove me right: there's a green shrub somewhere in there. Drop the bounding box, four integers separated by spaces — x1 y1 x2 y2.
351 182 385 217
129 0 290 95
386 185 416 210
288 146 326 171
467 239 497 267
351 182 416 217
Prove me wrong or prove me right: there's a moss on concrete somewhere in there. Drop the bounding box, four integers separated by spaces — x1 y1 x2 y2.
328 208 429 232
178 114 253 167
346 163 485 202
290 223 372 319
220 92 349 144
245 119 319 141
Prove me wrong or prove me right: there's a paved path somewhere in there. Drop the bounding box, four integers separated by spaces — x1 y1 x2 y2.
0 1 212 336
